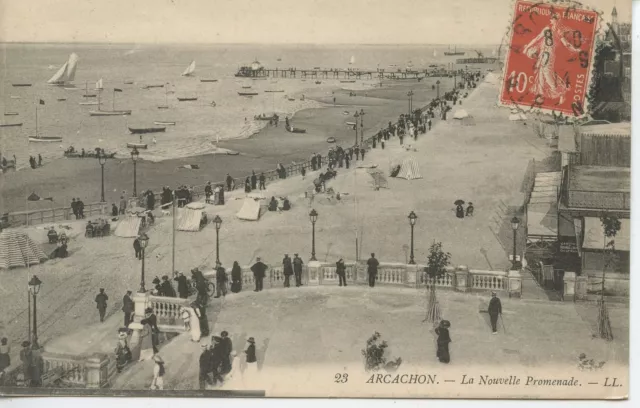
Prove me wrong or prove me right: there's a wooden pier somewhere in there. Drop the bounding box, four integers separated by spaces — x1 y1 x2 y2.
235 67 436 80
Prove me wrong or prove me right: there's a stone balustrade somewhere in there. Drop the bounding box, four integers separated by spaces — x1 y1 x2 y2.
32 351 111 388
149 295 190 325
199 261 520 296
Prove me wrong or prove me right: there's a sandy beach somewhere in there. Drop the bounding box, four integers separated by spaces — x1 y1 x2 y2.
1 77 453 213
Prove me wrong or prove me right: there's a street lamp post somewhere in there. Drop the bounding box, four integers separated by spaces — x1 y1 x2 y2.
131 147 139 197
28 275 42 349
309 209 318 261
453 70 457 90
214 215 223 264
510 216 520 269
353 111 359 147
436 80 440 99
408 211 418 264
407 90 414 117
98 153 107 203
138 233 149 293
359 109 365 144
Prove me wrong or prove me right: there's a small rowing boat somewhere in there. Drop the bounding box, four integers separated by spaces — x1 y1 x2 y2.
143 84 165 89
0 122 23 127
127 143 148 149
345 121 356 126
57 98 67 101
154 121 176 126
177 97 198 101
340 80 356 83
82 94 97 98
286 125 306 134
12 83 32 87
264 90 284 93
128 126 166 134
315 81 321 84
238 92 259 96
200 79 218 82
287 98 295 101
242 86 252 89
4 112 19 116
254 114 277 121
29 136 63 143
79 101 101 106
89 110 132 116
326 137 336 143
124 80 135 84
10 96 21 99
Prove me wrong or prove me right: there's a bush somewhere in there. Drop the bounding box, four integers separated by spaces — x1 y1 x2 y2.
577 353 605 371
361 332 402 372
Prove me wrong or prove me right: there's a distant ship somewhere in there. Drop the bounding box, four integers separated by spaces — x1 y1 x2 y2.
444 46 464 56
47 53 79 86
235 60 264 78
349 56 355 65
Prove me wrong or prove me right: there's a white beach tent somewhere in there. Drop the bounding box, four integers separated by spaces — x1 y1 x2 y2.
236 198 261 221
453 109 469 120
177 202 206 232
113 215 142 238
395 157 422 180
0 230 48 269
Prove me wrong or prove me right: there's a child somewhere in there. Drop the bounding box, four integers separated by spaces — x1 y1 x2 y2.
150 354 165 390
181 307 191 332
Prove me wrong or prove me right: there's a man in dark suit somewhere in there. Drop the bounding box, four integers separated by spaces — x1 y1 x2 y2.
282 254 293 288
122 290 134 327
199 344 212 390
133 237 141 260
95 288 109 323
367 253 379 287
251 257 267 292
174 271 189 299
293 254 304 287
488 292 502 334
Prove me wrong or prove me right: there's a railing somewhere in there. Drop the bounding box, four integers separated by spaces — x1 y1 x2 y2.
567 190 630 210
418 270 455 289
42 352 87 386
469 270 508 291
4 202 108 228
148 295 190 328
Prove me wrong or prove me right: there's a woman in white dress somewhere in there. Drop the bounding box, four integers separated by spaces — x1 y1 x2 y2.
150 354 165 390
221 351 242 389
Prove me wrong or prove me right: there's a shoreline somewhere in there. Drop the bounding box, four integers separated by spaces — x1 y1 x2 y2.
0 76 454 213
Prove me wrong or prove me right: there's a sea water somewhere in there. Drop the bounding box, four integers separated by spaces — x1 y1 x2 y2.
0 43 494 166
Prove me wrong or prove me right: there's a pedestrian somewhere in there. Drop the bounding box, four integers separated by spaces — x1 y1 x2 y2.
214 262 228 298
71 198 78 219
95 288 109 322
161 275 176 297
345 154 350 169
199 344 212 389
367 253 379 288
244 177 251 193
251 257 267 292
244 337 258 387
209 336 225 385
488 292 502 334
30 345 44 387
115 330 132 373
150 355 165 390
226 173 234 191
77 198 85 218
152 277 162 296
0 338 10 376
119 195 127 215
19 341 32 386
191 268 209 306
360 146 365 159
435 320 451 363
205 182 213 204
192 300 210 337
111 203 118 217
354 147 360 161
181 307 191 332
259 173 266 190
466 202 474 217
251 171 257 190
293 253 303 287
336 258 347 287
141 307 160 354
220 331 233 375
174 271 189 299
301 166 306 179
282 254 293 288
122 290 134 327
230 261 242 293
38 154 43 167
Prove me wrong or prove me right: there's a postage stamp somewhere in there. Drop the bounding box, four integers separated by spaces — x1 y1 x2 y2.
499 0 601 117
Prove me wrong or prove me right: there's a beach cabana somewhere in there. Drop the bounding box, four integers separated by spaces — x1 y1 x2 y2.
236 198 261 221
0 230 48 269
114 215 143 238
177 202 207 231
394 158 422 180
453 109 469 120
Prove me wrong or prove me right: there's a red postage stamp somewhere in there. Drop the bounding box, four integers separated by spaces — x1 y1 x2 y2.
499 0 600 117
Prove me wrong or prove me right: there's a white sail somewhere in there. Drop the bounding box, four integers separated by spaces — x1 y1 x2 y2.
95 78 104 90
182 60 196 76
433 49 437 57
65 53 79 82
47 62 68 84
349 56 355 65
492 49 497 57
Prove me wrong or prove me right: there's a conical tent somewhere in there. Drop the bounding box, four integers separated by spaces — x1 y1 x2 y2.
395 158 422 180
0 230 48 269
453 109 469 119
177 202 206 231
113 215 142 238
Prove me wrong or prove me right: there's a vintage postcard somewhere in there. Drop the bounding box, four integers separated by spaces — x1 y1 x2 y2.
0 0 631 400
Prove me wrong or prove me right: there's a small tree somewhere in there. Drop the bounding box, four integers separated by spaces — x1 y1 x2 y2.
597 214 621 341
361 332 402 372
424 241 451 323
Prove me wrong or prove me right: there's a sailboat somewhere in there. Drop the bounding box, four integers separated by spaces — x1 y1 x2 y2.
82 81 97 98
95 78 104 90
157 83 172 109
181 60 196 77
443 46 464 56
47 53 79 86
89 89 131 116
433 49 437 57
349 56 355 65
29 99 63 142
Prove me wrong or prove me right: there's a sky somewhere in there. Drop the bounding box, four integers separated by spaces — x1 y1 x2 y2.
0 0 631 44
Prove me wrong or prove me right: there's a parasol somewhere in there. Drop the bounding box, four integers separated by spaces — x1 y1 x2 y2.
454 199 465 206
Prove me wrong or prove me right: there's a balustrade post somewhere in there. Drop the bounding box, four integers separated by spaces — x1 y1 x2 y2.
405 264 418 287
85 353 109 388
307 261 321 285
563 271 576 302
454 265 470 292
507 269 522 298
575 275 588 301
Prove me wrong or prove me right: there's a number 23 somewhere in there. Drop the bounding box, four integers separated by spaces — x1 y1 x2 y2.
334 373 349 383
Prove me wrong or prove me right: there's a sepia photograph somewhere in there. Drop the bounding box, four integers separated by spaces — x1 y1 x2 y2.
0 0 632 399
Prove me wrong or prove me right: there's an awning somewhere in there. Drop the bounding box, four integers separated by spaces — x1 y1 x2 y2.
582 217 630 251
527 203 557 237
